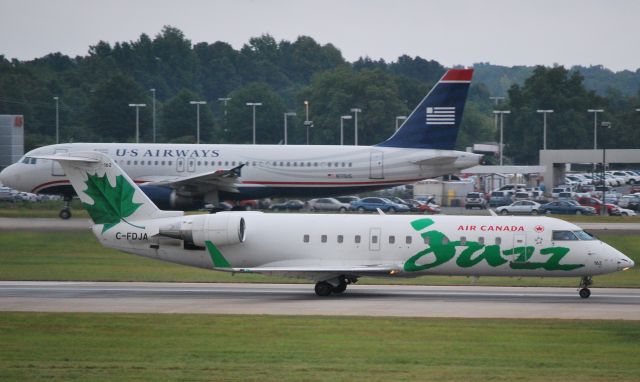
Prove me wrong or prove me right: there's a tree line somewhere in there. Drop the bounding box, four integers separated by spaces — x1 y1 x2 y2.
0 26 638 165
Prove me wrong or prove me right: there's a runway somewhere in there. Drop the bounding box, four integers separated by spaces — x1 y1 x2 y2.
1 282 639 320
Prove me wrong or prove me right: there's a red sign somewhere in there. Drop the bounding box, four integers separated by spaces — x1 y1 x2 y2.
14 115 23 128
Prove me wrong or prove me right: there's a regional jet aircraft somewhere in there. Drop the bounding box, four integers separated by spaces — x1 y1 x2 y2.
36 151 633 298
1 69 480 218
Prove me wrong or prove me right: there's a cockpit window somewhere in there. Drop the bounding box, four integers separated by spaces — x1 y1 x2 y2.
573 230 596 240
552 230 579 241
20 157 37 165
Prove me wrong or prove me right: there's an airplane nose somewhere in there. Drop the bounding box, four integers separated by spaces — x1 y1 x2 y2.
0 164 21 189
619 255 634 270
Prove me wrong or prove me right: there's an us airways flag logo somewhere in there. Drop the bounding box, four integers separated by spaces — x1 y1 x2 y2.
425 106 455 125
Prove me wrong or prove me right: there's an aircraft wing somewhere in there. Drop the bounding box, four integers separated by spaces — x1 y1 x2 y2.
219 264 403 278
143 164 244 193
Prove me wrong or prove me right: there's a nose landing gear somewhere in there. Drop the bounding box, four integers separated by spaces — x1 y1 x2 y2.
578 276 592 299
59 195 73 220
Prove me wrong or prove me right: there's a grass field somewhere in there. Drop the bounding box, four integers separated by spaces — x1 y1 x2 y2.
0 231 638 287
0 313 638 381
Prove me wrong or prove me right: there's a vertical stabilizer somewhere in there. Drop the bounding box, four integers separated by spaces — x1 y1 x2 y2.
35 151 170 232
375 68 473 150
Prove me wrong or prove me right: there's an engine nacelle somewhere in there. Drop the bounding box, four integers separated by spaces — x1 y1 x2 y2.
139 185 204 211
158 213 246 247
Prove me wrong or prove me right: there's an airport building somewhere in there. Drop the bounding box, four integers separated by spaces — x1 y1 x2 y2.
0 115 24 172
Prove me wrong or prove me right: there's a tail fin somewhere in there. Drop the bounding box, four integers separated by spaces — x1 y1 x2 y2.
35 151 177 232
375 68 473 150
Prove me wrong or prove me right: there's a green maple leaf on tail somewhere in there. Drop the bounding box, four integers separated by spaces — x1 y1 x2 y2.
82 172 143 232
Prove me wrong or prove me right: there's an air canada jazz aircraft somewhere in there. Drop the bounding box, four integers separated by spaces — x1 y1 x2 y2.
0 69 480 218
38 151 633 298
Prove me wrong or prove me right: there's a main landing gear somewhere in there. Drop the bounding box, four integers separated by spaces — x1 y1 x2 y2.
59 195 73 220
578 276 593 299
314 276 356 297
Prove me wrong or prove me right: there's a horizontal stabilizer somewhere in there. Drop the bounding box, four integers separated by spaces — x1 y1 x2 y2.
412 156 459 166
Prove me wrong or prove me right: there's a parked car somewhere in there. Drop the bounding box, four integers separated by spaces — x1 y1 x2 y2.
551 187 571 198
465 192 487 209
349 197 410 213
335 195 360 204
513 191 532 202
15 192 38 202
495 201 542 215
0 186 18 202
557 191 575 201
618 195 640 211
539 201 596 215
488 191 512 207
387 197 413 210
618 207 636 216
308 197 350 212
270 199 305 211
407 199 441 214
577 196 619 216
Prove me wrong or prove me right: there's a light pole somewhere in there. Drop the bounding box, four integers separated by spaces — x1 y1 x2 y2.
218 97 231 116
600 121 611 215
128 103 146 143
53 96 59 144
395 116 407 131
493 110 511 165
246 102 262 144
303 100 314 145
190 101 207 144
489 96 505 105
588 109 604 149
536 109 553 150
351 108 362 145
340 115 352 145
283 112 296 145
150 89 156 143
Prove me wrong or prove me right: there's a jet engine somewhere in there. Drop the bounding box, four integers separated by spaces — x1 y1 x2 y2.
158 213 246 247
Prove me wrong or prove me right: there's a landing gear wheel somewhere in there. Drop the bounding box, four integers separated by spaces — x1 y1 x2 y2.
578 276 593 298
59 209 71 220
579 288 591 299
332 283 347 294
59 196 73 220
314 281 332 297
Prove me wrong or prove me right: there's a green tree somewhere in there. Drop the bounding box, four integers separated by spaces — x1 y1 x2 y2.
87 74 150 142
225 83 286 144
160 89 215 143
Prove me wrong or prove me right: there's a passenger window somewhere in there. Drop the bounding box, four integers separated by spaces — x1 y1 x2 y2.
460 236 466 245
423 236 430 245
168 161 172 166
197 161 201 166
372 236 378 244
389 236 395 244
495 237 501 245
321 235 327 243
133 161 138 165
478 236 485 245
127 161 131 165
406 236 412 244
337 235 343 243
442 237 449 245
303 234 309 243
355 235 361 244
155 161 159 165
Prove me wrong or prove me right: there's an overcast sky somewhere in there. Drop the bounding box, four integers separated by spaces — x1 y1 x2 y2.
1 0 638 71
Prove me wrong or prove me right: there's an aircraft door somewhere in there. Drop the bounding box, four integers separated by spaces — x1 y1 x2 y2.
176 158 185 172
369 150 384 179
510 234 528 263
187 158 196 172
51 149 67 176
369 227 381 251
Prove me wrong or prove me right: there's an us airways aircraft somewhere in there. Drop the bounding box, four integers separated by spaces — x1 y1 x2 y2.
38 151 633 298
0 69 480 218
